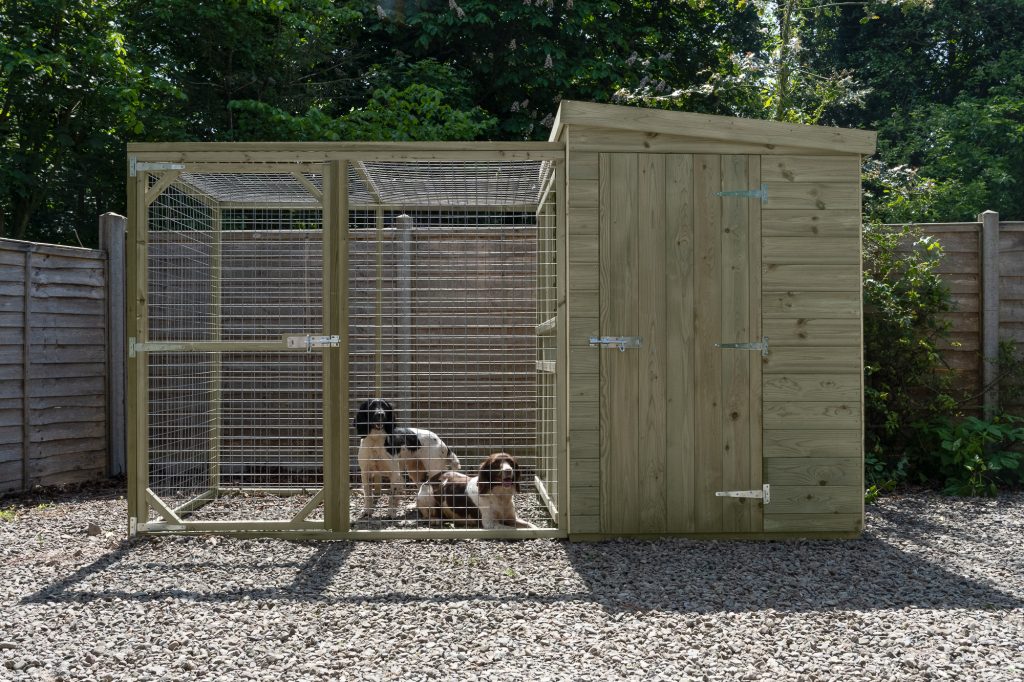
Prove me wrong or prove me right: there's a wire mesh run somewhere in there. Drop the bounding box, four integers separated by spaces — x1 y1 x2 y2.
147 181 325 523
141 159 560 533
348 161 559 531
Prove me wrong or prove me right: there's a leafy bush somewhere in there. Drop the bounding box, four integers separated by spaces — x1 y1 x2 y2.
932 415 1024 496
228 59 497 143
862 222 958 486
863 223 1024 497
862 160 986 225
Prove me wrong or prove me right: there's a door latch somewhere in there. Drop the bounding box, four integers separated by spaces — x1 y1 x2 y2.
285 335 341 352
589 336 642 352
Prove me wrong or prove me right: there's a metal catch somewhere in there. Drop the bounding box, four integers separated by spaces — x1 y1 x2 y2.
715 336 769 357
589 336 642 352
715 183 768 205
715 484 770 504
285 335 341 352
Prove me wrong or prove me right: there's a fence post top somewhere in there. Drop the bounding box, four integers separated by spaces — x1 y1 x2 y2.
977 210 999 222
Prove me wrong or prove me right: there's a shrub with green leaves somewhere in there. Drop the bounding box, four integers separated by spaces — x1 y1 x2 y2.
862 222 957 485
933 415 1024 496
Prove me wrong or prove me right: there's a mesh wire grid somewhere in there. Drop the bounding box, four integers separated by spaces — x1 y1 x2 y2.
144 160 558 530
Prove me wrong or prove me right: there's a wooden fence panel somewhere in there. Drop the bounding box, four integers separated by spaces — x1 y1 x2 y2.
0 239 109 494
909 214 1024 412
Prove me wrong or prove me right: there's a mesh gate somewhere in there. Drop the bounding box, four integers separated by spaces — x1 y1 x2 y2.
129 153 564 537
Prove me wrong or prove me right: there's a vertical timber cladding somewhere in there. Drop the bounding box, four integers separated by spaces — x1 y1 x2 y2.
760 155 865 533
594 153 865 535
597 153 761 534
556 100 876 538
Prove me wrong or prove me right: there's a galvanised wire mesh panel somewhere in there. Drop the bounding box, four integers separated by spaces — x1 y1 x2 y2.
146 177 324 521
536 176 559 524
347 160 558 531
143 159 559 531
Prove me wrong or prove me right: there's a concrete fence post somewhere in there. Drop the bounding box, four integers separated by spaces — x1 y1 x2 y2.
99 213 127 477
979 210 1000 418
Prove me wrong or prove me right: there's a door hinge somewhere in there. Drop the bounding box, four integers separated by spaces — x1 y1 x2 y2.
716 183 768 205
715 484 770 504
129 157 186 177
589 336 642 352
715 336 769 357
285 335 341 352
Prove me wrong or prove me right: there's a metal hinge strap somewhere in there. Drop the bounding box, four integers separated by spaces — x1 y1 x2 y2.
589 336 642 352
715 336 769 357
716 183 768 205
715 484 770 504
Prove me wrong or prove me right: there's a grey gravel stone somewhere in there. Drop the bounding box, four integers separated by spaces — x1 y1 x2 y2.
1 485 1023 680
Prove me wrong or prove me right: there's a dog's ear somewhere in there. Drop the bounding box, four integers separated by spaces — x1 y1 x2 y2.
507 454 523 492
381 399 395 435
476 455 497 495
353 400 370 436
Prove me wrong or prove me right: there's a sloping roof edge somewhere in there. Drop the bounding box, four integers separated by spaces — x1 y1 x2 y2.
549 100 877 156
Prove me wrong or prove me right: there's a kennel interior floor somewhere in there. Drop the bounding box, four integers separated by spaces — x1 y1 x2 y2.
146 484 557 530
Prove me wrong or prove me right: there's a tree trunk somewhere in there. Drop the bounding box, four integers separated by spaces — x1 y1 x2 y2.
774 0 796 122
12 193 42 241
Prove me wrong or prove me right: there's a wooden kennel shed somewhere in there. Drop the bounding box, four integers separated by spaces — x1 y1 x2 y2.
552 101 876 538
125 100 875 540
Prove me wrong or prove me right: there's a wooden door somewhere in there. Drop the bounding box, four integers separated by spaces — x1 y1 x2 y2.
598 153 762 534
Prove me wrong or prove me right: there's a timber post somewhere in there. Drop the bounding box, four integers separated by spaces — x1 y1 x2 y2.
979 210 1000 418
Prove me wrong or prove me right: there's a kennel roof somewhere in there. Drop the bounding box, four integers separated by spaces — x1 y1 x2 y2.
129 143 561 209
548 100 877 154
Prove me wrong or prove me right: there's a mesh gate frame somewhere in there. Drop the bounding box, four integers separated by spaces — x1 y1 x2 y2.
126 145 568 539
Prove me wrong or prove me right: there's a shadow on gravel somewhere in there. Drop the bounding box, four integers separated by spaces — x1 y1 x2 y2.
21 541 356 606
20 529 1023 615
564 530 1024 614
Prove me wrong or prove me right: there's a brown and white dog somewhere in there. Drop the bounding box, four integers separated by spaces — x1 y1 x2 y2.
353 399 459 518
415 452 536 529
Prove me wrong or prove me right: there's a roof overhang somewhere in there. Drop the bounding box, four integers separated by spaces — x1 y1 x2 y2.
549 100 877 156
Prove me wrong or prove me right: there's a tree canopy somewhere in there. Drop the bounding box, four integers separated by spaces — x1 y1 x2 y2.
2 0 1022 244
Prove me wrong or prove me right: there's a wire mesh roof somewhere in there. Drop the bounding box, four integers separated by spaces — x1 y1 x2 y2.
178 160 552 207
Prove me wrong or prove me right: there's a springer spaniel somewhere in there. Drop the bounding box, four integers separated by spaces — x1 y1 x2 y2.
415 452 537 529
353 398 459 518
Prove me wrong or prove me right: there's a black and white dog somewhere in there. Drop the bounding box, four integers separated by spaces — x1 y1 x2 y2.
353 398 459 518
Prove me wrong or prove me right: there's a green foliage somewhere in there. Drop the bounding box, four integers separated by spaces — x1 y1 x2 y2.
996 341 1024 410
806 0 1024 221
865 450 906 494
861 160 985 224
230 82 497 141
367 0 762 139
126 0 368 140
0 0 147 243
0 506 15 523
862 222 957 483
886 81 1024 221
931 415 1024 496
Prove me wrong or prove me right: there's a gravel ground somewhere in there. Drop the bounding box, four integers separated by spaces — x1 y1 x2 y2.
2 484 1023 681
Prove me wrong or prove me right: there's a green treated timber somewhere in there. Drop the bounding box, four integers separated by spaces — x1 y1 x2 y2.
138 526 567 540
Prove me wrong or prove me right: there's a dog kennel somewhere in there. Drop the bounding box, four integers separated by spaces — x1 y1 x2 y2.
127 101 875 539
127 145 565 539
